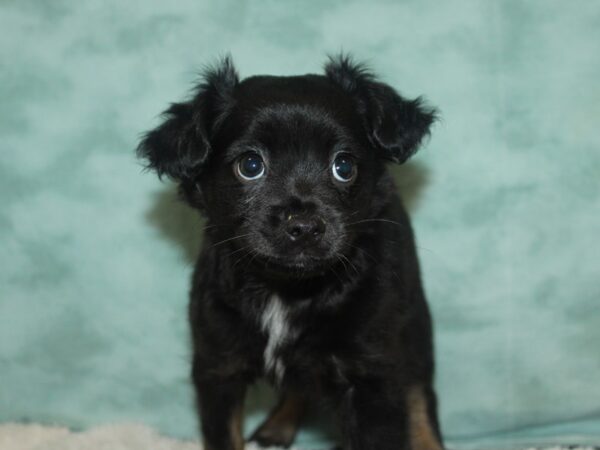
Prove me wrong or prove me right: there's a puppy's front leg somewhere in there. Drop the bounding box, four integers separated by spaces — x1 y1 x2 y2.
340 381 443 450
340 380 409 450
249 389 307 448
193 370 246 450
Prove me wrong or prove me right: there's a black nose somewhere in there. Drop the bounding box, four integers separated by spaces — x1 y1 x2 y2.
286 215 326 242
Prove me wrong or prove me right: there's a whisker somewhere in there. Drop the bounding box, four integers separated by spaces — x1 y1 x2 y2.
346 243 404 282
208 233 252 249
196 223 220 234
327 263 345 285
347 218 405 228
233 248 256 268
225 245 251 259
246 250 260 267
338 253 360 275
335 253 350 278
414 244 435 254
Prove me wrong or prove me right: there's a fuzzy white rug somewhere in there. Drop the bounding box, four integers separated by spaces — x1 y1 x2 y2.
0 423 290 450
1 423 598 450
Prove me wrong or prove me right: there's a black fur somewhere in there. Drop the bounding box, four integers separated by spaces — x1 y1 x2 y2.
138 54 441 450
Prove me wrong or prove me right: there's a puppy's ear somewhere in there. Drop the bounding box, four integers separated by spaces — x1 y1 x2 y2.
325 54 437 164
137 56 239 180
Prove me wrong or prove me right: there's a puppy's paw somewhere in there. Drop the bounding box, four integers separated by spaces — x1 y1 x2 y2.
248 423 295 448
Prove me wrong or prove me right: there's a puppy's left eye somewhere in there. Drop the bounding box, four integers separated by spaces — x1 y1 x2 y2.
236 152 265 181
332 154 356 183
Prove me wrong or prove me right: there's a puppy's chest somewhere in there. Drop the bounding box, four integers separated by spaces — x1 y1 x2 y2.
258 294 303 383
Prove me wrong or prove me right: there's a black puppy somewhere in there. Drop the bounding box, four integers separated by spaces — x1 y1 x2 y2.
137 55 442 450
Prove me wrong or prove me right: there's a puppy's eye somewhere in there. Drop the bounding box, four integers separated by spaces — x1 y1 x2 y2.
332 154 356 183
236 152 265 181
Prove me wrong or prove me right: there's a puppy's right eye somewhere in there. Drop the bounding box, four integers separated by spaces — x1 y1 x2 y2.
235 152 265 181
332 153 356 183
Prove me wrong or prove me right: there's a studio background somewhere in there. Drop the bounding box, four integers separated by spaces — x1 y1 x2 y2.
1 0 599 448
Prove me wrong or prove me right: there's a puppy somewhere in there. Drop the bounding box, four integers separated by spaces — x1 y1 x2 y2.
137 55 442 450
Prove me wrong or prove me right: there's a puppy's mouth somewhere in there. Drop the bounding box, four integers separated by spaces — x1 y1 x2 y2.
271 252 327 268
239 223 351 278
250 251 337 278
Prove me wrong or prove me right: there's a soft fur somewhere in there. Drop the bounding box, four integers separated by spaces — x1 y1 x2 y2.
137 54 441 450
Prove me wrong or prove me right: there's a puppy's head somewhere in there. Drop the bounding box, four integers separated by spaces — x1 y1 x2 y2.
138 55 436 276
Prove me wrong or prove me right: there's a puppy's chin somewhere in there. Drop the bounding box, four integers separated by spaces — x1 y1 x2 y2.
251 251 336 279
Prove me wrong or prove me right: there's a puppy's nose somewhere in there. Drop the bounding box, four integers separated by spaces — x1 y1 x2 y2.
285 215 326 242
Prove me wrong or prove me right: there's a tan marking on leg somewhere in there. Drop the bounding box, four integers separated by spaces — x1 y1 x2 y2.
230 401 245 450
407 385 443 450
250 391 306 447
201 402 244 450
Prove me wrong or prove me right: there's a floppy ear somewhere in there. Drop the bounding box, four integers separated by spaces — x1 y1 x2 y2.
137 56 239 181
325 55 437 164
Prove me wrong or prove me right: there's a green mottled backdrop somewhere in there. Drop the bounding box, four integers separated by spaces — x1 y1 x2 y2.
1 0 599 448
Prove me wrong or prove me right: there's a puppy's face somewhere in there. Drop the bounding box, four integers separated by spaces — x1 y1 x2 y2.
138 57 435 275
200 79 384 273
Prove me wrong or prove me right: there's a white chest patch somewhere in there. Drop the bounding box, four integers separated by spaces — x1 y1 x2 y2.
260 294 291 383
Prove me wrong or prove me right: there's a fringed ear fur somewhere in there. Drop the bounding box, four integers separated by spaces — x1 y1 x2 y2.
324 54 437 164
136 56 239 181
